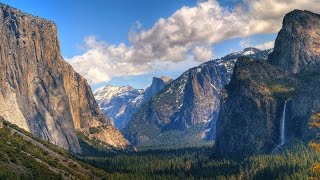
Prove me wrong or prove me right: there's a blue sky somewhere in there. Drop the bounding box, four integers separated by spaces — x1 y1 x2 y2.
2 0 314 90
1 0 197 57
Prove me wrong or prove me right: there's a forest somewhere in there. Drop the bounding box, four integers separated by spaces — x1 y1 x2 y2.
1 119 320 179
81 142 320 180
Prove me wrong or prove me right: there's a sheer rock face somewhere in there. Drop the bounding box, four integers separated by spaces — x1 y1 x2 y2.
215 58 287 158
269 10 320 73
62 63 111 129
216 10 320 158
143 76 173 101
0 4 128 153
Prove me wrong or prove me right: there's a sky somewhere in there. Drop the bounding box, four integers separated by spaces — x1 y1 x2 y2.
1 0 319 90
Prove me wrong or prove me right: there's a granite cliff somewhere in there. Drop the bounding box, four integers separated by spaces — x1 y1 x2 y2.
215 58 288 158
143 76 173 101
0 3 128 153
269 10 320 73
216 10 320 158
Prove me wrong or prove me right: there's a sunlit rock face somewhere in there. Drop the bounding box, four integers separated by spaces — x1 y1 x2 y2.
0 3 128 153
269 10 320 73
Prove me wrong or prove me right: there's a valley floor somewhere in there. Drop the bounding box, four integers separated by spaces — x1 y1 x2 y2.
81 142 320 180
1 122 319 180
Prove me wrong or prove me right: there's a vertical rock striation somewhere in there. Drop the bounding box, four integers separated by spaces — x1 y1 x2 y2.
0 3 128 153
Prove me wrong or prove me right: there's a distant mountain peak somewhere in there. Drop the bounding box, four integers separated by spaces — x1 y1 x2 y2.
219 47 267 63
242 47 261 55
151 76 173 84
94 76 172 130
144 76 173 101
160 76 173 84
94 85 142 102
243 47 260 51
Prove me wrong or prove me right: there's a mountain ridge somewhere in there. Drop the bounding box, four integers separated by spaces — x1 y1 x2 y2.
94 76 172 130
123 48 273 148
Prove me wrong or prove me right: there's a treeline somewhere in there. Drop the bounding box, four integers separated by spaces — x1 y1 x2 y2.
1 120 320 179
82 142 320 179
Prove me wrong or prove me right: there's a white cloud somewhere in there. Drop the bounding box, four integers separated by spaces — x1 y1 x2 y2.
69 0 320 84
255 41 275 50
192 46 214 61
240 38 275 50
68 36 151 84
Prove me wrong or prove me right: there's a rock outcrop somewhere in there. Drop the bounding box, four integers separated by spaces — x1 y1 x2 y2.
216 10 320 158
123 48 272 148
143 76 173 101
269 10 320 73
0 3 128 153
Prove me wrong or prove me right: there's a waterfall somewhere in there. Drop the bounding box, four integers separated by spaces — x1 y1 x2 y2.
280 101 287 146
273 100 289 152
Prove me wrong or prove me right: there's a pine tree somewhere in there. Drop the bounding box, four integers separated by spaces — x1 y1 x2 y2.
309 112 320 178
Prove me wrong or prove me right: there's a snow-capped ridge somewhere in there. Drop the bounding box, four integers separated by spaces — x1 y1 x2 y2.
94 85 142 102
94 76 172 130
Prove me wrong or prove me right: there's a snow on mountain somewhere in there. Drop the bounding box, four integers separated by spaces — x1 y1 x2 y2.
94 85 142 102
123 47 273 148
94 77 172 130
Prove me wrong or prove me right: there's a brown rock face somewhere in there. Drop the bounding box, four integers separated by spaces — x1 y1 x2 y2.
215 58 288 158
80 125 129 149
63 63 111 129
0 4 128 153
269 10 320 73
216 10 320 158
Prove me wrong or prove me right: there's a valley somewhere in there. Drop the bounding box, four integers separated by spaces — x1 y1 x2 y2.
0 1 320 180
1 120 319 179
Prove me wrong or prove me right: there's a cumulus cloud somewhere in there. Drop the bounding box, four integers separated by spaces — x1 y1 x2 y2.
192 46 214 61
68 36 151 84
69 0 320 84
255 41 275 50
240 38 275 50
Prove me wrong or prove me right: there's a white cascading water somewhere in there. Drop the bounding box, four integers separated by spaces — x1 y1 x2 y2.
280 101 288 146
